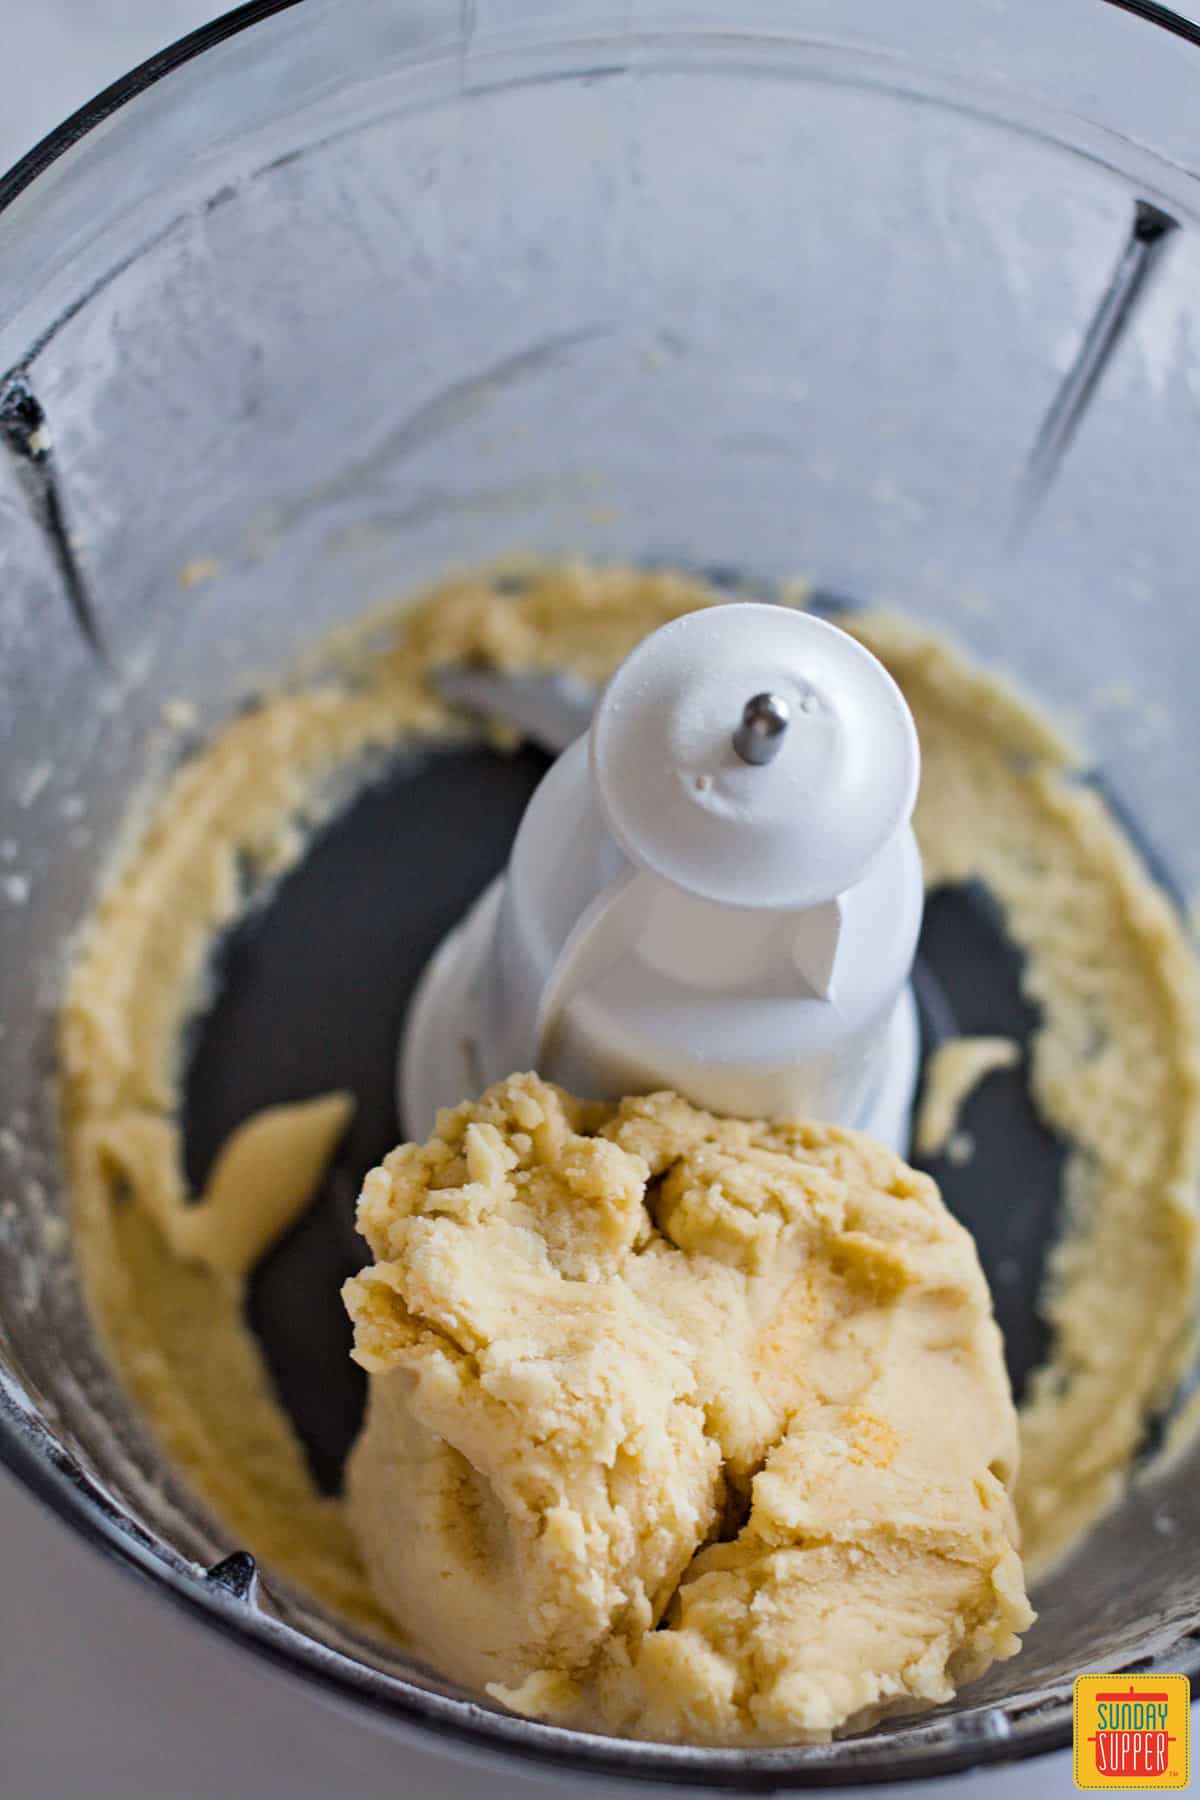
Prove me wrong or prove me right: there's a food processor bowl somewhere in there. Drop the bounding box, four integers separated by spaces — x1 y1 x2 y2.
4 0 1200 1785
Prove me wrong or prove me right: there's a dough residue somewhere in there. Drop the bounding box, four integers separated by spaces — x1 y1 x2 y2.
916 1037 1020 1160
345 1074 1032 1744
58 560 1200 1642
60 563 724 1621
852 613 1200 1576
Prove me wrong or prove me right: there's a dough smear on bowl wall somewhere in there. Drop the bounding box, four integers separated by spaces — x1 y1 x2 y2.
55 562 1200 1751
7 2 1200 1783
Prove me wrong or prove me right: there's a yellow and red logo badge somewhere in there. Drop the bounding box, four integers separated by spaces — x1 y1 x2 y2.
1074 1674 1190 1789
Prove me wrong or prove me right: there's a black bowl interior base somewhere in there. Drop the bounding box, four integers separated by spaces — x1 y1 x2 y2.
181 739 1125 1496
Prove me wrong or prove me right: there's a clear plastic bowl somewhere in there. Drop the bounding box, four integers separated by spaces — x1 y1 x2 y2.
3 1 1200 1786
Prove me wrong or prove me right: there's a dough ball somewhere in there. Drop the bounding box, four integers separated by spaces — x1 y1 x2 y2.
344 1075 1032 1745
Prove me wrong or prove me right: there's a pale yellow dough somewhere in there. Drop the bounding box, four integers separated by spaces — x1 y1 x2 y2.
916 1038 1020 1160
61 563 725 1625
60 560 1200 1655
344 1074 1032 1744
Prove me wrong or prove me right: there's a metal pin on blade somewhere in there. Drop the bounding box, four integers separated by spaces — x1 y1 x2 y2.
733 691 790 765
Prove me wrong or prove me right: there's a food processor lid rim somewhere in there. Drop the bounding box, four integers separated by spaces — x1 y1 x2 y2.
3 0 1200 219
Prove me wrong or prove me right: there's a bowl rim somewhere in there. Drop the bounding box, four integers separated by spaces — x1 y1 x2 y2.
4 0 1200 1786
4 0 1200 216
2 1363 1107 1789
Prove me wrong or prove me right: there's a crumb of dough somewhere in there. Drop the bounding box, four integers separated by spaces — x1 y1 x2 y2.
177 557 221 588
161 697 199 732
343 1074 1032 1746
945 1129 976 1168
16 760 53 808
916 1037 1021 1158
